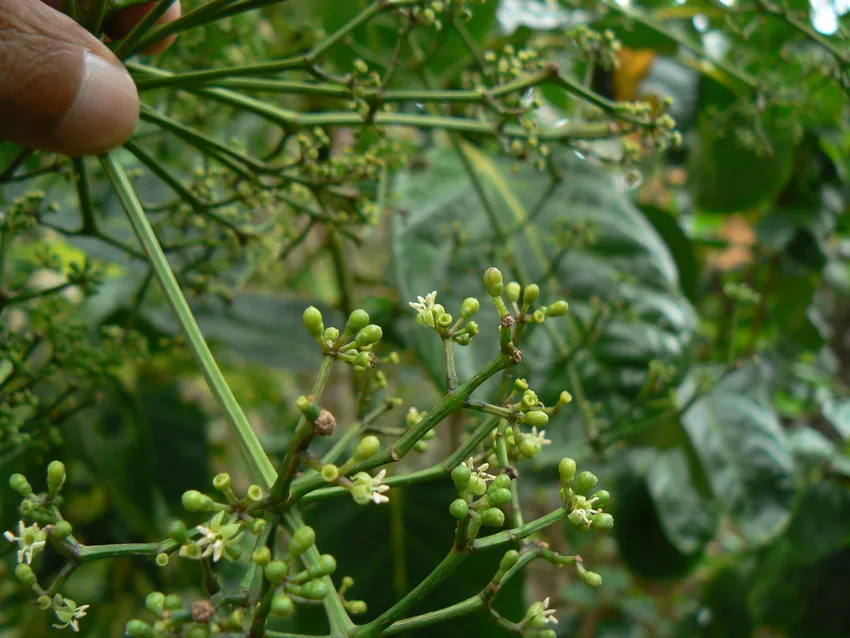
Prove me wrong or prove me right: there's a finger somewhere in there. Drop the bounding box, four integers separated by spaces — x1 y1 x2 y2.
0 0 139 156
103 0 181 55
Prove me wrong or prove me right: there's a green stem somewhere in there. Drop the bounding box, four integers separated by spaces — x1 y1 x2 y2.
72 157 96 234
382 596 482 635
472 507 567 550
100 152 276 487
113 0 179 59
444 338 458 392
77 539 179 561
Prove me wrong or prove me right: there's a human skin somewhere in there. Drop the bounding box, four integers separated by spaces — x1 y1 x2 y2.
0 0 179 156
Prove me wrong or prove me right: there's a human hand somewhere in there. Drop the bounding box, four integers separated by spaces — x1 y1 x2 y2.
0 0 179 156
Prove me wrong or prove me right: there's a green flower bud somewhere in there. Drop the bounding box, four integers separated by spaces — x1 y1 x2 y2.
522 283 540 305
500 549 519 571
538 631 557 638
346 309 370 334
460 297 480 318
168 520 188 544
181 490 210 512
303 306 324 338
323 327 340 343
355 325 383 348
351 483 371 505
482 508 506 527
593 489 610 507
505 281 521 303
468 475 487 496
451 464 471 491
354 435 380 460
592 513 614 530
271 593 295 617
582 570 603 588
301 580 329 600
465 321 479 336
125 619 153 637
490 488 512 507
546 300 569 317
558 458 577 484
454 334 472 346
492 474 511 490
524 410 549 428
52 520 72 540
15 563 37 587
145 592 165 616
347 600 368 615
47 460 66 493
313 554 337 577
354 351 375 368
521 389 538 409
155 553 169 567
37 595 52 609
265 560 288 584
483 267 504 297
9 473 32 496
252 546 272 566
212 472 231 491
19 499 35 515
574 471 598 495
514 378 529 393
251 518 267 535
449 499 469 519
558 390 573 405
290 526 316 556
532 309 545 323
518 438 540 459
247 484 265 502
321 464 340 482
164 594 183 610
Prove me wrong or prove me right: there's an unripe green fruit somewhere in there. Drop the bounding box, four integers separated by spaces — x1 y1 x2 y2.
546 300 569 317
321 464 340 482
500 549 519 571
483 267 504 297
492 474 511 490
212 472 231 491
251 518 268 535
37 595 52 609
558 458 577 484
290 526 316 556
52 520 72 539
518 438 540 459
19 499 35 515
451 464 471 491
252 546 272 566
314 554 337 576
348 600 367 615
181 490 209 512
454 334 471 346
47 460 66 493
145 592 165 615
449 499 469 519
354 351 375 368
271 593 295 617
465 321 479 336
524 410 549 428
303 306 324 338
265 560 288 584
514 378 529 391
521 389 538 409
355 325 383 348
490 488 512 507
156 553 169 567
302 580 329 600
593 489 610 507
125 619 153 637
460 297 480 318
9 473 32 496
468 475 487 496
168 520 188 544
324 327 340 343
346 309 370 333
522 283 540 305
574 471 598 495
164 594 183 610
355 435 380 460
592 513 614 530
15 563 37 587
505 281 521 303
247 485 265 502
482 508 506 527
582 570 603 588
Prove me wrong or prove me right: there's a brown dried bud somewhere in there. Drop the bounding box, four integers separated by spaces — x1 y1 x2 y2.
510 347 522 364
500 315 515 328
192 599 215 624
506 466 520 480
315 409 336 436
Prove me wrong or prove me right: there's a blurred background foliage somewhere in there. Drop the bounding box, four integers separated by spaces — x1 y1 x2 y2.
1 0 849 635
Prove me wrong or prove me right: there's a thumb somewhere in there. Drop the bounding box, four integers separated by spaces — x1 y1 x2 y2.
0 0 139 156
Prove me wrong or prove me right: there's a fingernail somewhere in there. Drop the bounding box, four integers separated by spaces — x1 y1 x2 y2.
54 51 140 156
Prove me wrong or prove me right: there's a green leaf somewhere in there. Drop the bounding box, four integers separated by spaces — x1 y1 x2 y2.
287 481 524 636
681 364 797 546
639 204 700 303
392 145 695 410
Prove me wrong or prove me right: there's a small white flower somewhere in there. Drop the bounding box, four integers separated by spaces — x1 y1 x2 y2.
462 457 495 482
351 469 391 505
195 511 243 563
539 597 558 624
526 426 552 446
409 291 439 327
4 521 47 565
52 595 89 632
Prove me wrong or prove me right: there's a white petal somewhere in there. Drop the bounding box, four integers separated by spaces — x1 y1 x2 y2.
374 469 387 482
3 531 16 542
375 485 390 493
213 540 224 562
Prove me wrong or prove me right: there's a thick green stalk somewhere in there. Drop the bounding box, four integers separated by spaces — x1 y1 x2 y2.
100 153 276 487
113 0 179 59
472 507 567 550
77 539 179 561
